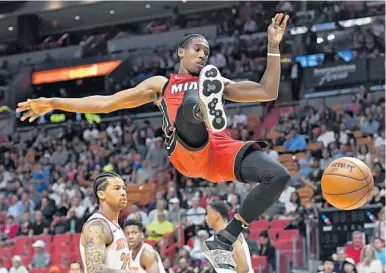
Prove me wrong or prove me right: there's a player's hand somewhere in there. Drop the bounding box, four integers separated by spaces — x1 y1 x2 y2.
267 13 289 46
16 98 54 122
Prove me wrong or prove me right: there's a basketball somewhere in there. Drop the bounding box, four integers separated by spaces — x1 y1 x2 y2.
321 157 374 210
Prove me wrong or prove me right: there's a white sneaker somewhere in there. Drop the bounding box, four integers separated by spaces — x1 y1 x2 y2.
198 65 227 133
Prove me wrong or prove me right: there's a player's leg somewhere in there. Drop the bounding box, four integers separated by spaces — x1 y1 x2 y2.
202 147 290 271
221 147 290 242
174 89 208 148
174 64 227 146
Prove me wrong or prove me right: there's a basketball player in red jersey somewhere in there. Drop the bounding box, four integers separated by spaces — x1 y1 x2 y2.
18 13 290 271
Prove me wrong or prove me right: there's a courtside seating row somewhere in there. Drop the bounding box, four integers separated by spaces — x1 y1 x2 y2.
248 220 304 270
0 233 158 270
0 233 82 269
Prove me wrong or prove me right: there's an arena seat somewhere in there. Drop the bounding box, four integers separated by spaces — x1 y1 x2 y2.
249 228 264 241
270 219 290 229
71 233 81 245
306 143 320 151
51 252 73 268
14 236 32 255
251 256 268 273
268 228 281 241
53 233 71 247
278 229 300 240
33 234 52 245
250 220 269 230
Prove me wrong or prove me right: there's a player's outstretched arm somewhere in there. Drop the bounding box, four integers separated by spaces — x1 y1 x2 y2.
82 219 127 273
16 75 168 122
141 248 161 273
223 13 289 103
232 239 250 273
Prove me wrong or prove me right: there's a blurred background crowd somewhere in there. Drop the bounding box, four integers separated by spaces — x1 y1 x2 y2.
0 1 384 273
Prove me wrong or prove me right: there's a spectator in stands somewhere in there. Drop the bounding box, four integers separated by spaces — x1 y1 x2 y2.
176 257 194 273
284 191 302 217
319 257 336 273
345 231 364 264
356 245 382 273
0 215 18 240
373 163 385 187
126 203 149 226
265 140 279 161
343 111 359 131
232 108 248 129
168 198 186 226
357 144 372 168
298 150 314 176
146 137 169 170
334 247 347 273
283 128 307 152
29 240 51 269
185 197 206 227
146 211 174 242
162 257 175 273
320 148 334 170
9 256 28 273
343 258 357 273
302 160 323 203
376 207 385 241
7 195 23 218
50 211 70 235
28 210 49 237
242 229 259 256
361 114 380 136
68 261 82 273
0 193 7 212
0 259 7 273
258 230 275 271
374 129 385 149
148 199 169 224
187 229 209 261
317 124 335 148
208 50 227 71
373 238 386 265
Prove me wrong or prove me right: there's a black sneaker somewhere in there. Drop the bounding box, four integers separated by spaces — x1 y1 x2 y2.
198 65 227 132
201 231 236 273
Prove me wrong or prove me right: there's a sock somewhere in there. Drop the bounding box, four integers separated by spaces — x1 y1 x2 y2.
217 218 243 245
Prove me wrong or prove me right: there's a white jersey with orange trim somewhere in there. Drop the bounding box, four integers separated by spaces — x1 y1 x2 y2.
80 212 130 272
129 242 166 273
239 233 254 273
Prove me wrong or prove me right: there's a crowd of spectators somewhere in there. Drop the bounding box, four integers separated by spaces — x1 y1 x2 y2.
0 2 384 273
0 82 385 273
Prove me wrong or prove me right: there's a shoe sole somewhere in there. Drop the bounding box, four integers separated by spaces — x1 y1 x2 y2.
198 65 227 133
201 242 236 273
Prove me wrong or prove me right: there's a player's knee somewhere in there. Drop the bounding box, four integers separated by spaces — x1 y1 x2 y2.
272 165 291 188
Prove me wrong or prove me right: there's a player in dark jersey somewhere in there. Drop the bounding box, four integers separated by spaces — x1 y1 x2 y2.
18 13 289 271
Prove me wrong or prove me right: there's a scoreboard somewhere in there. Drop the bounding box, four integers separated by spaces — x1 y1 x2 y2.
317 204 383 260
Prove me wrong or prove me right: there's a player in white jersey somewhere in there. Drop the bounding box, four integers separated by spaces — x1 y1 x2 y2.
204 200 253 273
79 172 130 273
123 219 165 273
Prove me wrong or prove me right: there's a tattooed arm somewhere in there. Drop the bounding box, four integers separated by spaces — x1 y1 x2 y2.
81 219 126 273
140 248 160 273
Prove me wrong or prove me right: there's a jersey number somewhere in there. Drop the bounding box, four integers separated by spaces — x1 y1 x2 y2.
120 253 130 270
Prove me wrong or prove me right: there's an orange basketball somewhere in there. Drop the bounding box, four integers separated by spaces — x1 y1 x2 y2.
321 157 374 210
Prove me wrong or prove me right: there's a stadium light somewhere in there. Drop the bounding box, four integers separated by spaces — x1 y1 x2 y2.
317 37 324 44
327 34 335 41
